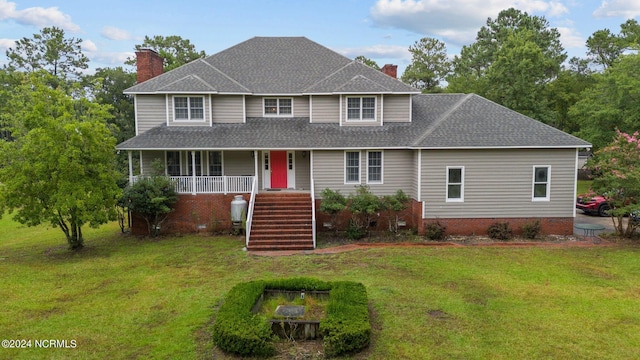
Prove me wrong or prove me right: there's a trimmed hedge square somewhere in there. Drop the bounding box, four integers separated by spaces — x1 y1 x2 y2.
212 277 370 357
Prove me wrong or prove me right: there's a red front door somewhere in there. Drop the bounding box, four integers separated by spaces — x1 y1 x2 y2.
270 151 288 188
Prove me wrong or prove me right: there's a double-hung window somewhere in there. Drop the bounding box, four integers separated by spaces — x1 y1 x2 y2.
187 151 203 176
208 151 222 176
347 97 376 121
264 98 292 116
345 151 361 184
533 166 550 201
166 151 181 176
446 166 464 202
367 151 383 184
174 96 204 121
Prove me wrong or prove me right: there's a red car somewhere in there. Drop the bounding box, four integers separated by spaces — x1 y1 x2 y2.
576 194 611 216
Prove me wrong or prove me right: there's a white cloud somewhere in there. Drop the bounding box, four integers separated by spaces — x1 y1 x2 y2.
593 0 640 18
0 0 79 32
101 26 132 41
0 38 15 51
370 0 570 46
557 26 584 48
336 44 411 61
91 51 134 66
82 39 98 52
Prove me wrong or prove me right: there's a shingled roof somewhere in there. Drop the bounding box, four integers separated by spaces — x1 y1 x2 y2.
125 37 418 95
116 94 591 150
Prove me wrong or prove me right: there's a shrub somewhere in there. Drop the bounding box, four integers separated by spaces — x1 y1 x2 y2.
487 222 513 240
213 278 370 358
381 190 410 233
348 185 382 237
120 176 178 237
522 220 542 239
425 221 447 241
346 219 366 240
321 282 371 357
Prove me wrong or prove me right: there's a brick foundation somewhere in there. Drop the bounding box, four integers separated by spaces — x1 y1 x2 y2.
131 194 249 236
422 217 574 237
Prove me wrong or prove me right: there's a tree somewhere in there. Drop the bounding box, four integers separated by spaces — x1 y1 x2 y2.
120 176 178 237
401 37 451 92
354 56 380 70
87 67 136 143
126 35 205 71
586 29 625 69
446 8 565 123
4 27 89 80
586 130 640 238
569 53 640 149
0 72 120 249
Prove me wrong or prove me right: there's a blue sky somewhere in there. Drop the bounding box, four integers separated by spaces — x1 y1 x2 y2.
1 0 639 75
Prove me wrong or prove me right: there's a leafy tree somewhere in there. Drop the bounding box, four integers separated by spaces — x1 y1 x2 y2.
87 67 136 143
401 37 451 92
354 56 380 70
569 53 640 149
0 72 119 249
586 29 625 69
447 8 565 122
544 57 595 133
126 35 206 71
586 131 640 238
4 26 89 80
120 176 178 237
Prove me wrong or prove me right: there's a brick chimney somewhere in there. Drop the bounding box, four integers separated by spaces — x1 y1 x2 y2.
381 64 398 79
135 49 164 83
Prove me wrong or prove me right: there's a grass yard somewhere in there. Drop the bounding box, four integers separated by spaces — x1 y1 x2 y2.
2 214 640 359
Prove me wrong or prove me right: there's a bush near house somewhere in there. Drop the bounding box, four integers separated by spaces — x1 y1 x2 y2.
212 278 370 357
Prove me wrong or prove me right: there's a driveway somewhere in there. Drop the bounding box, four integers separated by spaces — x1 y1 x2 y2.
574 211 616 237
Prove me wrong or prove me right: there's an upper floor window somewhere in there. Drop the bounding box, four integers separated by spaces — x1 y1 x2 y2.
446 166 464 202
174 96 204 121
347 97 376 121
533 166 550 201
264 98 292 116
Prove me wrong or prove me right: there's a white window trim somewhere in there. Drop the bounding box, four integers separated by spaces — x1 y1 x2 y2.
366 150 384 184
173 96 206 122
344 150 361 184
345 96 376 122
263 97 294 117
446 166 464 202
532 165 551 201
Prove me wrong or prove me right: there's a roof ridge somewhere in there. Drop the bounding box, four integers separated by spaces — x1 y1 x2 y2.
200 59 252 93
412 94 473 146
334 74 392 92
302 61 356 92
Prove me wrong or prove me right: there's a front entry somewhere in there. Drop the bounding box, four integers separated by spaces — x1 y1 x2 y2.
270 151 288 188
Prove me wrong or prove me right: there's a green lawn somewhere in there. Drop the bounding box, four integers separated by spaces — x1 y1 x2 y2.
2 215 640 359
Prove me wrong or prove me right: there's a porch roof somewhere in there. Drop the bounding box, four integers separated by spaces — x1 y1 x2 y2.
116 94 591 151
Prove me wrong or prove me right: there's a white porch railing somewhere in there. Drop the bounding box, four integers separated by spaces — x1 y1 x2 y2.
311 179 316 249
132 175 254 194
245 176 258 248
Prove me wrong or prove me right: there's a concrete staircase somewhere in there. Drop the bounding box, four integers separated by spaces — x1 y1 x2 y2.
247 193 314 251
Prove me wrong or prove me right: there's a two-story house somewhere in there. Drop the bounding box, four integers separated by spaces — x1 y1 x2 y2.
117 36 591 250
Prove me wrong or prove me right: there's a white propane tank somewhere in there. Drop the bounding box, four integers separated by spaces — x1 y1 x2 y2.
230 195 247 225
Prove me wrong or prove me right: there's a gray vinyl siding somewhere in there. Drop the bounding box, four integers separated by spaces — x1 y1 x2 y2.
167 95 210 127
295 151 311 190
224 151 255 176
342 95 382 126
140 151 164 175
421 149 577 218
212 95 245 123
383 94 411 123
246 96 310 117
313 150 415 197
310 95 339 123
136 95 166 134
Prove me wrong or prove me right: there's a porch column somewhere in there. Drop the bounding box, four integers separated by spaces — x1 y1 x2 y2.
191 151 196 195
128 151 133 184
253 150 258 186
